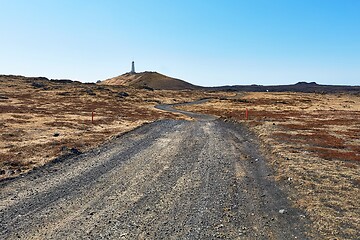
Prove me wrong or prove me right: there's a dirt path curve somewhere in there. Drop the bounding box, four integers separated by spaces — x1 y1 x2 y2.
155 99 217 121
0 102 309 239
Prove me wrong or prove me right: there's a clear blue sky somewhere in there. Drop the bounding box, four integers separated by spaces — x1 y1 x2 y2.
1 0 359 86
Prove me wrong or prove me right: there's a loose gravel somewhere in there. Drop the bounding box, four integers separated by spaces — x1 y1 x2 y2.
0 117 309 239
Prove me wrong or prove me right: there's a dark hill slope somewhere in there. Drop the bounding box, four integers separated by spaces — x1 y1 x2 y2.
208 82 360 93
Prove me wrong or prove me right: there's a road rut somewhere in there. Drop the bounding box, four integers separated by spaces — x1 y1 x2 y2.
1 115 309 239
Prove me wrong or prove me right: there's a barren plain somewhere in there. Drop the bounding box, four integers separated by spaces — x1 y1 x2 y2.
0 75 224 180
1 118 310 239
1 75 359 239
177 92 360 239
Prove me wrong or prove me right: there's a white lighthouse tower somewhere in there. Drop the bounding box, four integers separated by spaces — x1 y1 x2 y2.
130 61 135 74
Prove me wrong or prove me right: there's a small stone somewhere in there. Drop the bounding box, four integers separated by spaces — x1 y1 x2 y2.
120 232 128 237
60 146 69 152
85 89 96 96
216 224 224 229
32 82 46 89
70 148 82 155
53 132 60 137
0 95 9 99
117 92 129 98
279 209 286 214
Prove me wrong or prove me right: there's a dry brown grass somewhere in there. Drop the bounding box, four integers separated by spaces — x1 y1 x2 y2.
177 92 360 239
0 75 227 180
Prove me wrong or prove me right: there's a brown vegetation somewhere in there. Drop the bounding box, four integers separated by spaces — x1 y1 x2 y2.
0 75 224 180
2 75 359 238
177 92 360 239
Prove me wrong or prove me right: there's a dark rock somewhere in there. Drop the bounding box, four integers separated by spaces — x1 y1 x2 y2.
50 79 75 84
117 92 129 98
60 146 68 152
96 86 110 91
0 169 5 175
144 99 161 104
28 77 49 81
85 89 96 96
6 160 23 167
0 95 9 100
53 132 60 137
70 148 82 155
142 86 154 91
31 82 46 89
57 92 71 96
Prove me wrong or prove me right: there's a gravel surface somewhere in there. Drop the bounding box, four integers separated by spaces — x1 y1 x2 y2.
0 108 310 239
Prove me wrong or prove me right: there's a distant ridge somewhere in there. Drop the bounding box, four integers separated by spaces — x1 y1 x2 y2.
2 74 358 93
208 82 360 93
100 71 200 90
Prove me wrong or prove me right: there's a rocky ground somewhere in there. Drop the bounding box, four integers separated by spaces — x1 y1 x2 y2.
0 116 310 239
177 92 360 239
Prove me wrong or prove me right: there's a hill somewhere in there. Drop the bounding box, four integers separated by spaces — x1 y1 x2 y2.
101 71 359 93
100 71 200 90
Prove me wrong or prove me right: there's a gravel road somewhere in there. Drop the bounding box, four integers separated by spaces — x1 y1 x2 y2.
0 106 309 239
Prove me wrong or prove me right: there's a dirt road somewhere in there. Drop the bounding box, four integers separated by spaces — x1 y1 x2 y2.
0 106 309 239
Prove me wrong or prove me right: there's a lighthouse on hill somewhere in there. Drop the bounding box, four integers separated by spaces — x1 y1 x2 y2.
130 61 136 74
